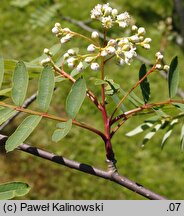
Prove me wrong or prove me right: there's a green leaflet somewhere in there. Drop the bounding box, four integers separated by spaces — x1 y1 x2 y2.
111 94 127 113
126 122 154 137
172 103 184 112
0 55 4 90
5 115 42 152
52 119 72 142
180 124 184 150
11 61 29 106
66 77 86 119
161 119 179 149
139 64 150 103
0 182 30 200
168 56 179 98
37 66 55 112
142 122 163 145
0 107 17 125
119 88 143 107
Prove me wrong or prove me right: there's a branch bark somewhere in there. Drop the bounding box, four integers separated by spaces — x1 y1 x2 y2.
0 134 167 200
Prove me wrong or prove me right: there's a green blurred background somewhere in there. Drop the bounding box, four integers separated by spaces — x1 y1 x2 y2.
0 0 184 199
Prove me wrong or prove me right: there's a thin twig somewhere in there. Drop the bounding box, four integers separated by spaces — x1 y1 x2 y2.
0 134 167 200
62 16 184 99
0 93 37 131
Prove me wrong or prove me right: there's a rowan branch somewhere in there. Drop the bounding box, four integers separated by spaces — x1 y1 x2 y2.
0 134 167 200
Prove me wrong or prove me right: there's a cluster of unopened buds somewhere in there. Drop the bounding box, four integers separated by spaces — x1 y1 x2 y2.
155 52 170 72
41 3 153 71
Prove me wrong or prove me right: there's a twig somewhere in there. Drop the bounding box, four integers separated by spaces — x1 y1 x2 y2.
0 134 167 200
62 16 184 99
0 93 37 131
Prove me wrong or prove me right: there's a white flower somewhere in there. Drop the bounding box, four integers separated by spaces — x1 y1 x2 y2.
55 23 61 28
102 3 112 15
52 26 59 34
107 46 116 54
102 16 113 28
41 57 51 65
91 31 99 39
117 12 130 21
91 62 100 71
118 38 129 46
138 27 146 36
118 21 128 28
155 64 162 69
91 4 102 19
76 62 84 72
44 48 50 54
155 52 163 60
87 44 96 52
67 49 76 55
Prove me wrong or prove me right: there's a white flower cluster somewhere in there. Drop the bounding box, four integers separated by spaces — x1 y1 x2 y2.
86 26 151 65
91 3 131 29
52 23 73 44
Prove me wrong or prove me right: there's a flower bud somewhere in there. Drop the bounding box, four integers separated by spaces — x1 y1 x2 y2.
76 62 84 72
44 48 50 54
106 46 116 54
132 25 138 31
101 50 108 57
84 57 94 63
91 62 100 71
144 38 152 43
41 57 51 65
155 64 162 70
138 27 146 36
52 27 59 34
87 44 96 52
163 65 170 71
55 22 61 28
143 44 150 49
67 49 76 55
155 52 163 60
111 9 118 17
130 35 140 43
91 31 99 39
